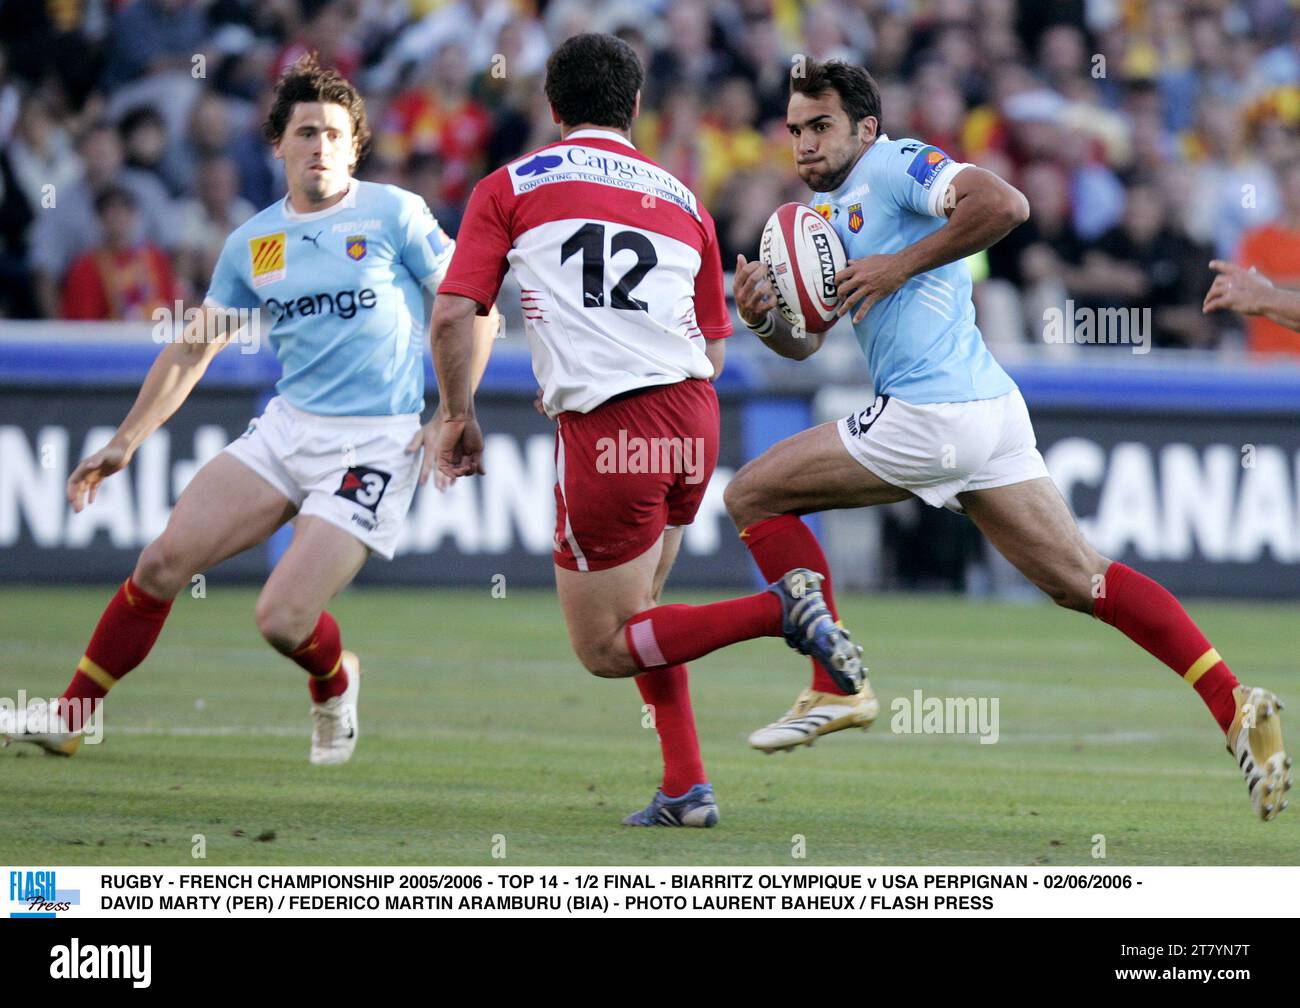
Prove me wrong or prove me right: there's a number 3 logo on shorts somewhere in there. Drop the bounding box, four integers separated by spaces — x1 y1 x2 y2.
335 465 392 513
845 395 889 439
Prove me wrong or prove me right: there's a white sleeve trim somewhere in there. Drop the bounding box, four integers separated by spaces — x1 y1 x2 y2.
926 160 971 218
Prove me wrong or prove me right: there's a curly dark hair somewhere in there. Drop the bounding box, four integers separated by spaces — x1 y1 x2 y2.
263 53 371 170
545 33 643 131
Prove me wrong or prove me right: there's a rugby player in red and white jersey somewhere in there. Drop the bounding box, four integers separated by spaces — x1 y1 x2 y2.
428 33 868 828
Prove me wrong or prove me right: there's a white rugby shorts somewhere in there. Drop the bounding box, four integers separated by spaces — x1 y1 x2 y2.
835 389 1049 514
224 395 422 559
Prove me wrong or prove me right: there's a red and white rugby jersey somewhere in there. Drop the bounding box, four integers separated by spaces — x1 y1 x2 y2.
438 128 732 416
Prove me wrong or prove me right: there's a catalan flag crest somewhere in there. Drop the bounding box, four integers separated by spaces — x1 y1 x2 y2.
248 232 286 288
346 235 367 261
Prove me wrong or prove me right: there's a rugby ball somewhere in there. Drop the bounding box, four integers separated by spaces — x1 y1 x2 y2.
759 203 846 333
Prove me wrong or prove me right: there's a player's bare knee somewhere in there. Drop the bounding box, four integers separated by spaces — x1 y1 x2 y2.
1037 571 1097 614
724 467 769 530
255 597 316 654
576 636 637 679
133 539 186 599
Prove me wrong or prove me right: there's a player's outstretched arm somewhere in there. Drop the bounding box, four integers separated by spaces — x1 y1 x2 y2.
836 167 1030 323
733 253 826 360
1203 260 1300 331
67 305 241 512
408 301 500 487
427 291 486 483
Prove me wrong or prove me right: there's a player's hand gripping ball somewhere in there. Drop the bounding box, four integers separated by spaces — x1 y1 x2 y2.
759 203 847 334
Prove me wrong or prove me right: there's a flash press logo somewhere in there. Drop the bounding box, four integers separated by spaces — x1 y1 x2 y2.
50 939 151 988
9 870 79 918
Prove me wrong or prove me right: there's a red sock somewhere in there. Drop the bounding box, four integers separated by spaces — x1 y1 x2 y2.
289 612 349 702
624 595 781 671
61 576 173 730
741 514 845 694
1093 561 1239 731
636 665 707 797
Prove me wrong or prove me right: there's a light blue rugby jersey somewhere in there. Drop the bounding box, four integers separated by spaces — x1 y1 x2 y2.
813 136 1016 404
206 181 454 416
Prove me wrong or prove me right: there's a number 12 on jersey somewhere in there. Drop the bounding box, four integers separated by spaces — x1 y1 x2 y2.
560 222 658 312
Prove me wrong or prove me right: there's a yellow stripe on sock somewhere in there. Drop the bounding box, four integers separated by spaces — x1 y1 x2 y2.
122 578 136 607
312 657 343 681
1184 648 1222 686
76 655 116 691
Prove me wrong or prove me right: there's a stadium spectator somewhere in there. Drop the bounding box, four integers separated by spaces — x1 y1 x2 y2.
6 95 80 214
405 149 457 232
728 13 791 126
0 47 20 144
378 42 491 207
1236 160 1300 355
637 84 704 195
229 89 284 209
174 155 256 298
696 77 767 205
103 0 209 89
164 91 240 194
273 0 361 83
801 3 865 67
1088 181 1215 349
1182 97 1280 259
0 0 1293 362
1055 122 1125 242
0 145 37 318
29 123 174 318
119 105 176 195
60 186 179 321
648 1 729 95
986 160 1082 341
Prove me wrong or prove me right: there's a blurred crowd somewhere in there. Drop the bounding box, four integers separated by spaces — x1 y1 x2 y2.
1 0 1299 355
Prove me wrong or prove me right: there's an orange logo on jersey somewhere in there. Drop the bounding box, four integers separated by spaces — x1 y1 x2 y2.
249 232 286 288
814 204 833 222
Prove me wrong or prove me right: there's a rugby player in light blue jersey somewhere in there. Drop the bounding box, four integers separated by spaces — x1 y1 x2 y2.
2 55 499 767
725 60 1288 822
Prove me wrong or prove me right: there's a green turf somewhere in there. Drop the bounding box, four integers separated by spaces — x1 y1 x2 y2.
1 586 1296 866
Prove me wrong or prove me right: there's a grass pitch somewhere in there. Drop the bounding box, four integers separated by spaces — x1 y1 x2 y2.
1 586 1296 866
